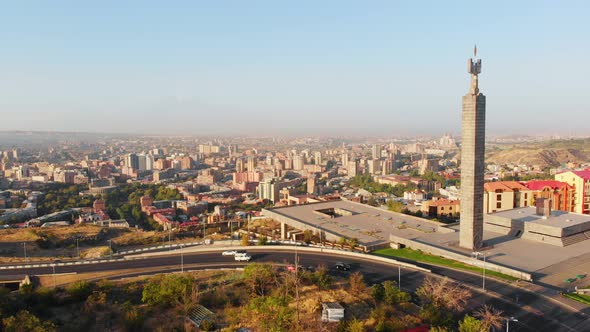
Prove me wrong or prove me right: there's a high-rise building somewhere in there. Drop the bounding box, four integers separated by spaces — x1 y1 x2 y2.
137 154 147 172
367 159 380 175
341 153 349 167
459 48 486 250
372 144 382 160
247 156 256 171
381 158 394 175
236 158 245 173
293 155 304 171
307 173 317 195
145 154 154 171
228 144 239 157
347 160 359 177
125 153 139 170
314 151 322 165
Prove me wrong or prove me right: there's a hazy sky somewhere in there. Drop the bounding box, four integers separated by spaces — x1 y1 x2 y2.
1 1 588 136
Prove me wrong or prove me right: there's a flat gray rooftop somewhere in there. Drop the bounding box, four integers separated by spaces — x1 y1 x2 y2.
490 207 590 228
266 200 449 247
267 201 590 288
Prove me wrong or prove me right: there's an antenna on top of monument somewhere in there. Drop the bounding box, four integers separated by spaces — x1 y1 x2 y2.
474 44 477 58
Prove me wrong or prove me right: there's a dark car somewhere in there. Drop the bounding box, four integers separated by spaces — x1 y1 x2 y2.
334 262 351 271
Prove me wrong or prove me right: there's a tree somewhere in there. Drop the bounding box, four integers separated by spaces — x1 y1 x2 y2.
120 301 143 331
257 235 268 246
312 265 332 290
338 237 348 247
302 230 313 244
458 315 485 332
348 272 365 296
371 283 384 303
419 304 454 329
84 291 107 313
348 237 359 249
475 305 504 331
241 233 250 246
2 310 56 332
243 263 276 296
141 274 195 307
383 280 410 305
66 280 95 302
417 277 471 312
387 200 404 213
245 295 293 332
347 318 365 332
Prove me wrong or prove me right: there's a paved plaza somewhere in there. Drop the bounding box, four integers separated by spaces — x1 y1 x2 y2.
264 200 590 287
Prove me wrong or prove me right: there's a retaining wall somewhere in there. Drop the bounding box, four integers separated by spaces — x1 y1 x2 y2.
389 234 533 281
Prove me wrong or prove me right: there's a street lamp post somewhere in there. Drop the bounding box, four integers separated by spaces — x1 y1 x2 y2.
230 220 234 246
180 244 184 273
398 264 401 289
76 238 80 258
473 251 487 291
107 240 112 257
52 264 56 288
506 317 518 332
23 243 27 262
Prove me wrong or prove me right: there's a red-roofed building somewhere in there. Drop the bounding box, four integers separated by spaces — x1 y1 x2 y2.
144 207 176 217
555 170 590 214
521 180 574 212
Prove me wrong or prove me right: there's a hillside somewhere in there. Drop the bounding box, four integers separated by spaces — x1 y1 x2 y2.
485 139 590 168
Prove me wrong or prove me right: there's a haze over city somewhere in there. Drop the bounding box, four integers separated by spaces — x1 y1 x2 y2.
1 1 589 135
3 2 590 331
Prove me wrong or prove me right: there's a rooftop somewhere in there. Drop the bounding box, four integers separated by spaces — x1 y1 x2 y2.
490 207 590 229
264 200 446 247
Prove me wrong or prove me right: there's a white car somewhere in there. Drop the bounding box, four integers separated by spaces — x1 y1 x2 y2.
234 254 251 261
222 250 238 256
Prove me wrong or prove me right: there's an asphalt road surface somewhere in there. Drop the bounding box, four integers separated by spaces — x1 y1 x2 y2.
3 248 589 331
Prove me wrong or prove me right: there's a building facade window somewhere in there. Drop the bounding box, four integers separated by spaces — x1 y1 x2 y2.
496 194 502 201
496 202 502 209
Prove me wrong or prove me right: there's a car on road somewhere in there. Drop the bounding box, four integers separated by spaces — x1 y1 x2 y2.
334 262 351 271
234 254 251 261
286 265 306 272
222 250 238 256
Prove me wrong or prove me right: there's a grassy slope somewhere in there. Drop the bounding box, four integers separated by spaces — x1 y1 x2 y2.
373 248 518 281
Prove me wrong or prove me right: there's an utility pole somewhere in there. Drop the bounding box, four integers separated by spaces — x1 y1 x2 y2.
230 220 234 246
108 240 112 257
76 238 80 258
168 226 171 250
295 247 300 326
23 242 27 262
473 251 487 291
398 264 401 289
247 214 251 241
180 244 184 273
52 264 56 288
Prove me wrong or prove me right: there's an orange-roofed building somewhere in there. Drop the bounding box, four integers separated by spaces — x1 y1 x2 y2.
421 199 460 218
483 181 532 214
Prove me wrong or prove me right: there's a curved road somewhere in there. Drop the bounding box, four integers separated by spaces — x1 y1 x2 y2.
3 248 589 331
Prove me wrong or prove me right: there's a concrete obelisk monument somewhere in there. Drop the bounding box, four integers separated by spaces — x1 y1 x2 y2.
459 46 486 250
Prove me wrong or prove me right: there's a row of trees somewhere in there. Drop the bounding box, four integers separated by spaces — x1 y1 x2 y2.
103 183 182 230
37 184 92 216
349 174 417 197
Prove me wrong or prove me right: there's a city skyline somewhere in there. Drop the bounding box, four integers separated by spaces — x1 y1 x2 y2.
1 1 589 135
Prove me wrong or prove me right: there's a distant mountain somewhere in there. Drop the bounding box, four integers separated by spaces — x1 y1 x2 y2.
485 139 590 168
